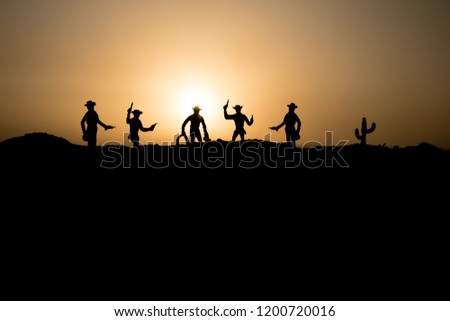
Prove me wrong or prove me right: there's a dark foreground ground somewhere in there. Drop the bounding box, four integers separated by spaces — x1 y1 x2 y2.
1 133 449 301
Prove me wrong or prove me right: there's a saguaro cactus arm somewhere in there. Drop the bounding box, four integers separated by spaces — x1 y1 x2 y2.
366 122 376 133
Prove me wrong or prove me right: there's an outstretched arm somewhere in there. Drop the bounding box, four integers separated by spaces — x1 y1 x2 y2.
141 122 157 132
270 120 284 131
98 119 114 130
272 113 289 131
245 115 254 126
98 118 108 129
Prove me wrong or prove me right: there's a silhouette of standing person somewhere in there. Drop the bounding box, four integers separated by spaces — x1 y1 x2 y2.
126 102 157 147
181 106 210 143
269 102 301 144
81 100 115 148
223 99 254 141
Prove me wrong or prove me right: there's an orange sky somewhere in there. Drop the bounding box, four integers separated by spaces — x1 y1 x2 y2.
1 0 449 148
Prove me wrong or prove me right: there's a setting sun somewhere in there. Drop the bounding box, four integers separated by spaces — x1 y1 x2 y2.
176 86 218 125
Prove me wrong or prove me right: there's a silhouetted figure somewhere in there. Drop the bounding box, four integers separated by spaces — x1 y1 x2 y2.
269 102 301 144
126 102 157 147
223 99 254 141
181 106 210 143
81 100 115 148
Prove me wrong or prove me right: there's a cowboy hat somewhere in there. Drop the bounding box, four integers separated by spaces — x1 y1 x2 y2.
132 109 143 115
233 105 243 110
84 100 96 107
287 102 298 109
192 106 201 111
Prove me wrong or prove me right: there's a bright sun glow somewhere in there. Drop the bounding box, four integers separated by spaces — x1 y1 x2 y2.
176 86 219 124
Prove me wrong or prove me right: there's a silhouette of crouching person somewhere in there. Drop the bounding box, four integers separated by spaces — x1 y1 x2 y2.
126 103 157 147
181 105 210 143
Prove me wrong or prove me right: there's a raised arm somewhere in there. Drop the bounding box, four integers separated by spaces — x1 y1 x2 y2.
126 109 131 124
223 100 232 120
224 108 233 120
126 102 133 124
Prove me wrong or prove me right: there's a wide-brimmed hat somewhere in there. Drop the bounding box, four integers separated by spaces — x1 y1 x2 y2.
233 105 243 110
84 100 96 107
132 109 143 115
192 106 201 111
287 102 298 109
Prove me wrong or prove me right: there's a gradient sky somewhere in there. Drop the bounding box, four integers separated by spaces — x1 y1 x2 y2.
1 0 449 148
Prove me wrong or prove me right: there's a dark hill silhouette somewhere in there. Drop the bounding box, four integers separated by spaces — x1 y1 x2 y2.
2 132 448 212
1 132 449 173
1 132 72 146
1 132 449 301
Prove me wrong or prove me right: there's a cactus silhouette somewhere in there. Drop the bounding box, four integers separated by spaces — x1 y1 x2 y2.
355 117 376 145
